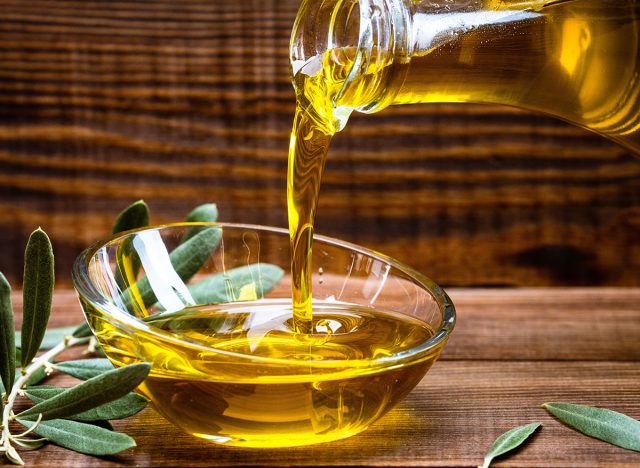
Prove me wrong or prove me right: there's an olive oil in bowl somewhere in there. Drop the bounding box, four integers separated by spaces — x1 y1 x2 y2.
73 224 455 447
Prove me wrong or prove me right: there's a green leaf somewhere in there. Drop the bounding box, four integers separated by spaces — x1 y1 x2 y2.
21 228 55 367
15 326 76 351
481 422 541 468
53 358 114 380
124 227 222 309
144 264 284 329
11 437 47 450
0 272 16 391
113 201 150 291
186 203 218 223
25 366 48 386
543 402 640 452
25 385 148 421
17 362 150 421
92 342 107 357
188 263 284 304
22 384 60 400
112 200 150 235
5 444 23 464
181 203 219 243
72 321 93 338
17 418 136 455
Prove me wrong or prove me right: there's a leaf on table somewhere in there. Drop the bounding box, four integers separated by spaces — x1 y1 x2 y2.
5 444 23 465
92 342 107 357
186 203 218 223
25 385 148 421
53 358 114 380
481 422 541 468
17 362 150 421
20 228 55 367
111 200 150 235
17 418 136 455
72 321 93 338
181 203 219 243
188 263 284 304
115 236 142 299
11 437 47 450
124 227 222 309
0 272 16 392
113 201 151 290
144 263 284 330
543 402 640 452
15 326 77 351
25 366 48 386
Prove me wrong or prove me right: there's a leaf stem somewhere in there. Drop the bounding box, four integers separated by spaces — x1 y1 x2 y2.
1 335 90 464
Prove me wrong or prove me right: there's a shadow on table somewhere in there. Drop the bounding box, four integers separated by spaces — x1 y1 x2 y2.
115 391 438 466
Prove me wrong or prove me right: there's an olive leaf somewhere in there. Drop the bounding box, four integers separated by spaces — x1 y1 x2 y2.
11 437 47 450
72 321 93 338
17 418 136 455
18 362 150 421
25 366 48 386
543 402 640 452
111 200 150 235
0 272 16 391
143 264 284 330
21 228 55 367
15 326 77 351
186 203 218 223
113 200 151 292
53 358 114 380
25 385 148 421
181 203 219 243
4 445 23 465
481 422 541 468
188 263 284 304
123 227 222 310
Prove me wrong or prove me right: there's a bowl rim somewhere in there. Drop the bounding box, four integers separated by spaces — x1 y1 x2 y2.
72 222 456 369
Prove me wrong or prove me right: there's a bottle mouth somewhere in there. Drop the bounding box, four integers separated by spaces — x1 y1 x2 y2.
290 0 362 79
290 0 401 131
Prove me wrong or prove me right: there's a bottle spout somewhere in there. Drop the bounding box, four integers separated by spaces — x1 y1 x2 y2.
290 0 362 79
290 0 407 131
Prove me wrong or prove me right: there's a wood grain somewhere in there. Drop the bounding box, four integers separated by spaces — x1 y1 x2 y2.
0 0 639 287
9 288 640 467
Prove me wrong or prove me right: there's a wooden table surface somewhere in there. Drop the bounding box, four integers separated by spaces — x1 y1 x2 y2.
9 287 640 467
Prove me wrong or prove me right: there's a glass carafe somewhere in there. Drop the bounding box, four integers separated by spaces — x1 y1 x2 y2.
290 0 640 153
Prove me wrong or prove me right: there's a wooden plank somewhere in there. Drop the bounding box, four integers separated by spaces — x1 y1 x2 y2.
0 0 638 287
13 361 640 467
444 288 640 361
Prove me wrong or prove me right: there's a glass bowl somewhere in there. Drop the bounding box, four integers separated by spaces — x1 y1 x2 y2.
72 222 455 448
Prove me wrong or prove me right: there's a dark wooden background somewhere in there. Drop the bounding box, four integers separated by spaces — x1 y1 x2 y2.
0 0 638 287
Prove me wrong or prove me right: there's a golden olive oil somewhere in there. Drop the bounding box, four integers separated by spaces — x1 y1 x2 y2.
91 299 438 447
287 0 640 327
